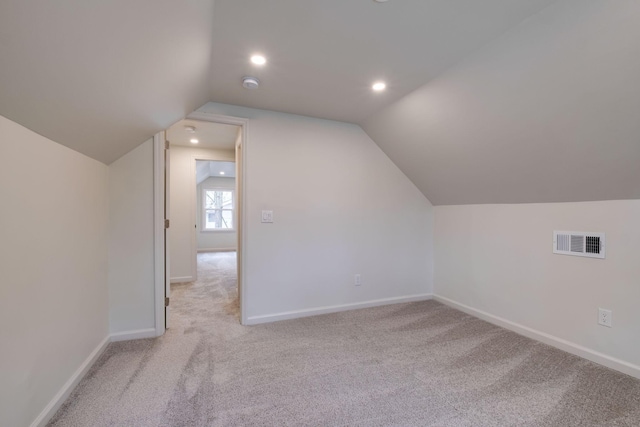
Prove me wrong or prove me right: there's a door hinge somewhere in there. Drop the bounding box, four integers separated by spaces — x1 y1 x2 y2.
165 219 170 229
165 297 170 307
165 140 170 150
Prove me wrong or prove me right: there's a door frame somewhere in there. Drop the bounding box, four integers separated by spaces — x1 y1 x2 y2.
153 112 249 335
190 154 236 279
153 131 167 336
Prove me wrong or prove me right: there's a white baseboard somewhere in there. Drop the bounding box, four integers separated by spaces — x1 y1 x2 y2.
197 247 236 253
110 328 157 342
434 295 640 380
30 335 110 427
246 294 433 325
170 276 194 284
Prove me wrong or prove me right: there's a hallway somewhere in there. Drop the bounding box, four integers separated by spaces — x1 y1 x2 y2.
48 252 241 426
172 251 239 330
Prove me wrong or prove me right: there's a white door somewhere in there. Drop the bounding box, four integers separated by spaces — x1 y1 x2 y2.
165 139 171 328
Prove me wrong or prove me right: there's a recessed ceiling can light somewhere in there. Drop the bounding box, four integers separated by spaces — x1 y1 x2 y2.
190 138 199 144
251 54 266 65
219 171 225 175
242 76 260 89
372 81 386 91
184 125 196 133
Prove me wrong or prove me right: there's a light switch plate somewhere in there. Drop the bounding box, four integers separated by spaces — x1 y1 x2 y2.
261 210 273 223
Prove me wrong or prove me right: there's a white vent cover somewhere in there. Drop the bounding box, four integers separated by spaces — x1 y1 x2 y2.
553 231 605 259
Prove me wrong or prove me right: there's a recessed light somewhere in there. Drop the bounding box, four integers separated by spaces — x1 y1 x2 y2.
251 55 266 65
372 81 386 91
219 171 225 175
190 138 199 144
184 125 196 133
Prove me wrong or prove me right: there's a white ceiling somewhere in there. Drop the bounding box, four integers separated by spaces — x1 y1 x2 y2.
0 0 555 165
363 0 640 204
196 161 236 185
2 0 639 205
209 0 557 123
0 0 215 164
167 119 239 150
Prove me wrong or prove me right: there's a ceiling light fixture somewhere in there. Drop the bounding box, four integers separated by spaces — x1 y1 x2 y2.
242 76 260 89
372 81 386 91
190 138 199 144
219 171 225 175
251 54 266 65
184 125 196 133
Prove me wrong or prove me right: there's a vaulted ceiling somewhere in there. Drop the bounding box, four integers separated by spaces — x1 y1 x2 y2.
1 0 638 204
0 0 215 163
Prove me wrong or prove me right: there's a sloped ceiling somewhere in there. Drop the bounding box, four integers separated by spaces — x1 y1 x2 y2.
166 119 238 150
209 0 557 124
1 0 639 205
0 0 215 164
362 0 640 204
0 0 556 166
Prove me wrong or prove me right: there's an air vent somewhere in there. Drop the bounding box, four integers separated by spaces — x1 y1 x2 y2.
553 231 605 259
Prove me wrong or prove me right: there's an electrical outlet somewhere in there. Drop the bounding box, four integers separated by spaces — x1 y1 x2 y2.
354 274 362 286
598 308 612 328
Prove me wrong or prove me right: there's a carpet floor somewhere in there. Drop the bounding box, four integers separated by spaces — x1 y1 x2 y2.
48 252 640 426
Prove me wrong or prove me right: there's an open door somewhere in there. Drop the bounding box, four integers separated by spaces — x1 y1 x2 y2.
154 131 170 335
155 113 247 329
164 138 171 328
235 135 243 318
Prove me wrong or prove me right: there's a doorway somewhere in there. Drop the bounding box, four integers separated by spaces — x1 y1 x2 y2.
154 114 248 333
196 160 237 253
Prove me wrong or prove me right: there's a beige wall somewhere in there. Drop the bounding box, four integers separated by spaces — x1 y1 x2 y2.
169 145 235 281
197 103 434 322
108 139 155 335
0 115 109 427
362 0 640 206
434 200 640 374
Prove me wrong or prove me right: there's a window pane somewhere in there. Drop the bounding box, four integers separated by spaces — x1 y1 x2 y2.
205 192 217 209
205 190 233 209
221 210 233 229
205 210 218 229
205 209 233 229
204 190 234 230
222 191 233 208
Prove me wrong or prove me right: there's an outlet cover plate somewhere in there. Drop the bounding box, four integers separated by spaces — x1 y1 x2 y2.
598 308 612 327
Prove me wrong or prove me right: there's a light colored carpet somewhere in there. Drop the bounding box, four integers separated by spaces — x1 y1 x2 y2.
49 252 640 426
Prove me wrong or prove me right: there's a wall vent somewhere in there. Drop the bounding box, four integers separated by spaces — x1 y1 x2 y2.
553 231 605 259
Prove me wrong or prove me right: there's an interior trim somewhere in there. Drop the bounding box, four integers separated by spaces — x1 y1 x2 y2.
29 335 110 427
246 294 433 325
434 295 640 379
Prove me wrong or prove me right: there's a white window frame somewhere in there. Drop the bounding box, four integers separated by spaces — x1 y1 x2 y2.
202 188 235 231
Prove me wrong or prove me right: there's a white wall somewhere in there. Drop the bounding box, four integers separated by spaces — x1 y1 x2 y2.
170 146 235 281
196 103 434 322
362 0 640 205
434 200 640 374
108 139 155 335
0 115 109 427
197 176 237 251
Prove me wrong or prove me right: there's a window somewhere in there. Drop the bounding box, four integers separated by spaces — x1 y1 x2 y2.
203 189 234 230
